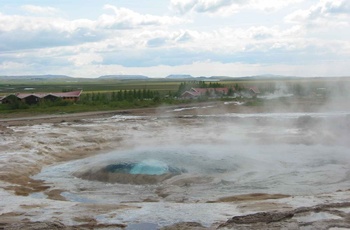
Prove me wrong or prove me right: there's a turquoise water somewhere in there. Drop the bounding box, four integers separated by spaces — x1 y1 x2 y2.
129 160 168 175
104 159 184 176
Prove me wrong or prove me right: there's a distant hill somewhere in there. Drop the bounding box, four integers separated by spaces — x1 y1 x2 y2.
209 76 234 80
233 74 300 81
0 75 73 81
98 75 149 80
165 74 194 79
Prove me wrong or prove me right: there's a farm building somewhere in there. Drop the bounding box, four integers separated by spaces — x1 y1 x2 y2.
0 90 82 105
247 87 260 98
181 88 229 99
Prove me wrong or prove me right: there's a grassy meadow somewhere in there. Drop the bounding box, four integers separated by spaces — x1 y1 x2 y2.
1 76 349 117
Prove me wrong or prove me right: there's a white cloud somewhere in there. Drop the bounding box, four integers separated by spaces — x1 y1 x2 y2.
0 4 186 52
250 0 304 12
2 22 344 70
175 31 193 43
170 0 303 15
170 0 247 15
68 53 103 67
0 1 349 78
156 26 302 54
285 0 350 28
0 61 29 70
1 4 185 33
99 5 186 29
0 12 87 33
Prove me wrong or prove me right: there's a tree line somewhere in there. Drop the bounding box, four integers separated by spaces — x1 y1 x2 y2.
80 89 160 104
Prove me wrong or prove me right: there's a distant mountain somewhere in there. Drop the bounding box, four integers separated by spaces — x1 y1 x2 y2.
98 75 149 80
165 74 194 79
0 75 73 80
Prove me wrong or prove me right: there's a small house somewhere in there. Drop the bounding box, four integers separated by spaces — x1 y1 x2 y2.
248 87 260 98
181 88 229 99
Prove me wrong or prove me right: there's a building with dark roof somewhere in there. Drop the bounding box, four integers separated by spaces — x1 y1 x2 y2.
181 88 229 99
0 90 82 104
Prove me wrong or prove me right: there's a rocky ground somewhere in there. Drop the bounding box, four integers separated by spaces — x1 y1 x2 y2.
1 100 350 229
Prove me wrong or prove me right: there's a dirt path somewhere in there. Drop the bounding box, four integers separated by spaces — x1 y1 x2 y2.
0 101 223 125
0 108 161 126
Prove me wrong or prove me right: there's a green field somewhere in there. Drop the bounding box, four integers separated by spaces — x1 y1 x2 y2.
1 77 349 95
0 79 184 96
1 77 349 117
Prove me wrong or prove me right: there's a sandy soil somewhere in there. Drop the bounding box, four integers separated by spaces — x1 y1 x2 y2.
1 100 350 229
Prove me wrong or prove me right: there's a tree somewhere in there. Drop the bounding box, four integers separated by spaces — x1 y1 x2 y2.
111 91 117 101
117 91 123 101
123 90 128 100
137 89 142 100
228 87 234 96
235 83 243 92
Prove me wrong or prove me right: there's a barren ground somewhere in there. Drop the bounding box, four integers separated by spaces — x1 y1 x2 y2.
1 100 350 229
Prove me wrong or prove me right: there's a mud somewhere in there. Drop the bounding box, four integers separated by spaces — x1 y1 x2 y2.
2 202 350 229
161 222 208 230
219 202 350 229
1 221 128 230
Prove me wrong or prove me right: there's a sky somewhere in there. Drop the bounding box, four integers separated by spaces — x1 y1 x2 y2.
0 0 349 78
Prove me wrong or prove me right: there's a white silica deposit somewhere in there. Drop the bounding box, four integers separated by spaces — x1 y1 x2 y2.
2 109 350 228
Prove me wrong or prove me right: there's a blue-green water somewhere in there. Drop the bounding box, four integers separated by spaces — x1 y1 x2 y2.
105 159 185 175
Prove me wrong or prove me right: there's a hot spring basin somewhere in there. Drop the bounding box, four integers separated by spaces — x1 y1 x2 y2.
35 144 350 201
74 159 186 184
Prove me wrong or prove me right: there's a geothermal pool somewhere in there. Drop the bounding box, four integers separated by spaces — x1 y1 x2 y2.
35 143 350 204
1 108 350 228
